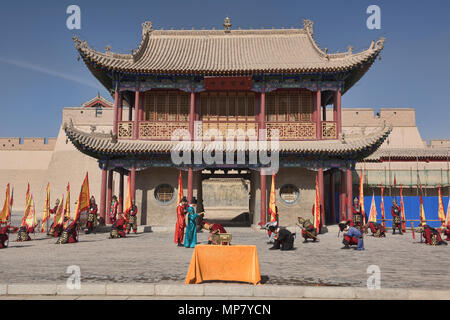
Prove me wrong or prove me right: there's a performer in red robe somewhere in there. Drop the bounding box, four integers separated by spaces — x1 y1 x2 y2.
351 197 363 232
85 196 98 234
0 225 18 249
367 221 386 238
201 220 227 244
297 217 318 242
420 225 447 246
110 213 126 238
174 197 188 246
443 225 450 241
57 219 78 244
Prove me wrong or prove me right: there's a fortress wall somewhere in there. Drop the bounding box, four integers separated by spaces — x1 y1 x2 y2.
342 108 416 127
0 138 56 151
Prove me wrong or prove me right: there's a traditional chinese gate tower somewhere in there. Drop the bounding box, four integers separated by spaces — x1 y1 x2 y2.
66 18 390 227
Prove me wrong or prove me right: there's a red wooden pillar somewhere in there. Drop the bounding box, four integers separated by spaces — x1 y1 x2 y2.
187 90 196 203
335 90 342 137
188 169 194 203
316 89 322 139
259 89 266 130
133 90 140 139
260 169 267 226
259 89 267 226
106 170 113 224
318 168 325 225
118 92 123 122
113 90 119 135
130 167 136 201
139 91 144 121
347 168 353 220
340 169 346 220
118 172 124 213
99 168 107 225
189 90 195 138
330 170 336 224
128 100 133 121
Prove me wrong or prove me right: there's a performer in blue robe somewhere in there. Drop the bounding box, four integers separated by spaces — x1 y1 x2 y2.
184 198 199 248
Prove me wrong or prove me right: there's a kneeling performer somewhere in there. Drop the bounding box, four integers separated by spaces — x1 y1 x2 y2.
417 225 447 246
202 220 227 245
110 213 126 238
367 221 386 238
297 217 318 243
268 226 295 251
56 219 78 244
339 221 365 250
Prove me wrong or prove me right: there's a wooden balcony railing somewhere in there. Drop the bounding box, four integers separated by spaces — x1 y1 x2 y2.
322 121 337 140
139 122 189 140
267 122 316 140
117 121 338 141
118 121 133 139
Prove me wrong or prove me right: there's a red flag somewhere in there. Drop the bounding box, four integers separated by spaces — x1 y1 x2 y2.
359 169 366 227
400 185 406 232
380 184 386 230
438 184 446 227
26 183 30 205
177 170 183 205
314 175 321 233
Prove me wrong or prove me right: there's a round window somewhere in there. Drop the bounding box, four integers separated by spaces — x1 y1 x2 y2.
154 184 175 204
279 184 299 204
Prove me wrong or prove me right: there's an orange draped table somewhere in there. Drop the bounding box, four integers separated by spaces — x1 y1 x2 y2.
185 245 261 285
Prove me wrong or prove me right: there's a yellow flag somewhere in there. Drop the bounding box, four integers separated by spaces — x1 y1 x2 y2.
74 173 90 223
54 194 64 226
41 183 51 232
64 182 70 219
268 174 277 222
368 193 377 223
22 194 36 228
124 175 132 219
0 184 10 224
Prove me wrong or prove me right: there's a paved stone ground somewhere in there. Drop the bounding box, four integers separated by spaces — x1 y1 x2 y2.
1 215 449 290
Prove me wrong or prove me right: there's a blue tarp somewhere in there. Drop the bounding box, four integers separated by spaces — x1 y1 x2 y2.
330 194 449 228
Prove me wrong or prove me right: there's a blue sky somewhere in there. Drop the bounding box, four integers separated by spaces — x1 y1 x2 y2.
0 0 449 140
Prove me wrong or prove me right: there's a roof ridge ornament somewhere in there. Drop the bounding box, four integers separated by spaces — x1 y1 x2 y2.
347 45 354 55
224 17 232 33
302 19 314 35
142 21 153 36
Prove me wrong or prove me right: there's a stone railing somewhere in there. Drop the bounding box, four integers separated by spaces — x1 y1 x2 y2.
118 121 133 139
267 122 316 140
322 121 337 140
